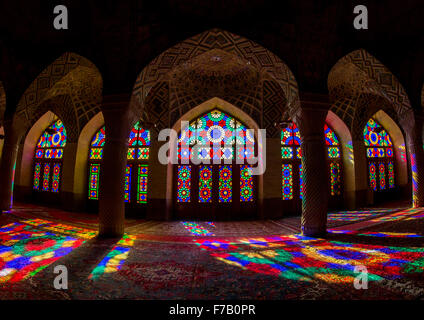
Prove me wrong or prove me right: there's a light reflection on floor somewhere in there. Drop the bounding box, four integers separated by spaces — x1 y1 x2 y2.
369 208 424 223
194 234 424 284
89 234 136 280
327 208 401 223
0 222 85 284
181 221 215 236
328 230 422 238
2 207 424 290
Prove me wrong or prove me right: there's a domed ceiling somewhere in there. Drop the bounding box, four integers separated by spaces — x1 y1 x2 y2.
169 49 261 97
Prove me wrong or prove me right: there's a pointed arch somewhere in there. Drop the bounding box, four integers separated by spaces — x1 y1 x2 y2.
326 110 355 207
167 97 262 219
130 29 299 127
14 52 103 143
19 111 62 190
371 110 407 187
74 112 104 199
328 49 414 136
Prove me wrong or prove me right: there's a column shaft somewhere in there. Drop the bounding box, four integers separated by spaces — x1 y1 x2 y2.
296 101 329 237
98 103 133 237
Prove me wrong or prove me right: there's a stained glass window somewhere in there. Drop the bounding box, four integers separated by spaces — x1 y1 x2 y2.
219 165 232 203
51 164 61 193
369 162 377 191
199 165 213 203
299 163 303 200
364 118 395 191
88 164 100 200
88 123 150 204
33 162 42 191
240 165 253 202
124 165 132 203
281 122 342 201
137 165 148 204
176 109 256 206
177 109 255 162
177 165 191 203
33 120 67 193
330 162 341 196
282 164 293 200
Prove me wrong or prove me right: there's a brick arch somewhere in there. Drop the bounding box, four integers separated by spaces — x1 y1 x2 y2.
14 52 103 141
328 49 414 136
131 28 299 122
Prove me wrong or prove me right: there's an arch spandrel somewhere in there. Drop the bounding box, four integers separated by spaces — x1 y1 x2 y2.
14 53 103 142
131 29 300 126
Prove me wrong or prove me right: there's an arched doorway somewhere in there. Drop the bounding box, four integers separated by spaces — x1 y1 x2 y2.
32 119 67 203
87 122 150 216
280 121 343 213
363 117 400 204
173 108 257 220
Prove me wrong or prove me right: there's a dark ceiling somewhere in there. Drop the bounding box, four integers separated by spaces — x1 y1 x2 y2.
0 0 423 116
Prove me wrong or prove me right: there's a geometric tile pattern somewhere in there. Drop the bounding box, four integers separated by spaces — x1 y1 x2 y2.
263 80 287 138
328 49 413 139
131 29 300 124
15 53 102 142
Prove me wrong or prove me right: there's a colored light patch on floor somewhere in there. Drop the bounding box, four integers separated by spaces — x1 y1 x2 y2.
181 222 215 236
327 209 400 222
370 208 424 223
0 222 85 284
328 230 423 238
195 234 424 284
89 234 135 280
21 218 97 240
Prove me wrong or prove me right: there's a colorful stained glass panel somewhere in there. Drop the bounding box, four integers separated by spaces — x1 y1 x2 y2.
90 148 103 160
379 162 386 190
91 126 106 147
240 165 253 202
137 165 148 203
124 165 131 203
199 166 212 203
51 163 61 193
369 162 377 191
33 162 41 190
88 164 100 200
388 161 395 189
328 147 340 158
330 162 341 196
177 165 191 203
42 164 51 192
219 165 232 203
282 164 293 200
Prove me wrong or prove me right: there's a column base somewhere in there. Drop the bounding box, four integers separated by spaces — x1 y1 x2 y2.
301 225 327 237
98 225 125 238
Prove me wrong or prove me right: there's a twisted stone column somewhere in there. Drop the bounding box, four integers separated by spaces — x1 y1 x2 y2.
98 98 134 237
296 100 329 237
0 120 23 211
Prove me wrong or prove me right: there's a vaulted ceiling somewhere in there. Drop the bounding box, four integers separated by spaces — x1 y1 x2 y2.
0 0 423 117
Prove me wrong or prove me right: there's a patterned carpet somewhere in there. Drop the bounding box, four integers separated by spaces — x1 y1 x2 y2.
1 203 424 299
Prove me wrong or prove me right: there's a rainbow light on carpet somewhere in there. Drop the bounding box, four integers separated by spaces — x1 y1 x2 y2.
89 234 136 280
195 234 424 284
21 218 97 240
0 222 85 284
328 230 422 238
327 208 400 223
181 222 215 236
370 208 424 223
